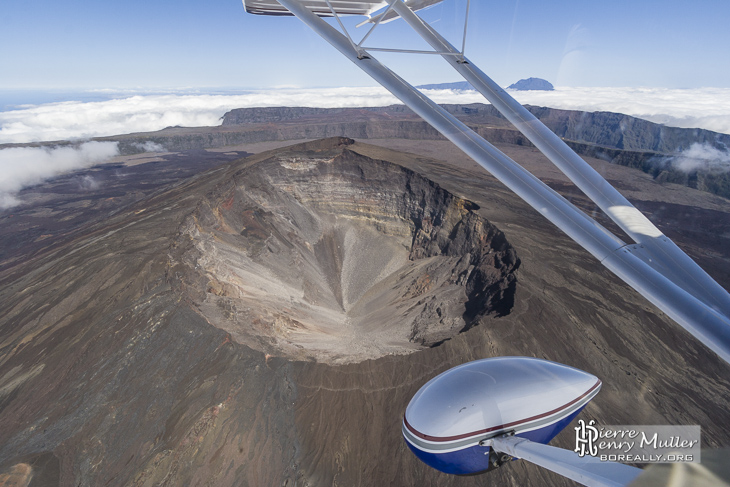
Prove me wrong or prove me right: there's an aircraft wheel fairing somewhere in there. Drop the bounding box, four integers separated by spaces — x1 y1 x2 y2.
403 357 601 475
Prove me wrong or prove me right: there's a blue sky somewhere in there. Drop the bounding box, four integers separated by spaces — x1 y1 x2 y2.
2 0 729 92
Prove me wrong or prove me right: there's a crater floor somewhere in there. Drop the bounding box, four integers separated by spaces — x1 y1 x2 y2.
177 140 519 363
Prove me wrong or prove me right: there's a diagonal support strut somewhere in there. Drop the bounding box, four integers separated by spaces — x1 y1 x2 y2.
269 0 730 364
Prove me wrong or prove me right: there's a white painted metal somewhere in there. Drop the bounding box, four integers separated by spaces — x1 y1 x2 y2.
390 0 730 320
243 0 387 16
491 435 643 487
323 0 361 54
353 46 460 55
245 0 730 364
242 0 443 17
459 0 470 58
403 358 600 453
364 0 444 23
356 0 396 46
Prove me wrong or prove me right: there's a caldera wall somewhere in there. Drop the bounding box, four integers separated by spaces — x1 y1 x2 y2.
175 139 519 364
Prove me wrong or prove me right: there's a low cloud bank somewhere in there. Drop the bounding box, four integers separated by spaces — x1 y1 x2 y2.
0 87 727 207
507 87 730 136
132 141 167 153
0 141 119 209
0 89 400 144
2 87 729 144
664 143 730 174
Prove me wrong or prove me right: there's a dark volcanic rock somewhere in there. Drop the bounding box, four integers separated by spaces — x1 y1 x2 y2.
507 78 555 91
171 139 518 363
0 137 729 487
220 105 416 126
217 103 730 154
220 104 730 199
221 106 348 125
528 106 729 152
0 149 249 273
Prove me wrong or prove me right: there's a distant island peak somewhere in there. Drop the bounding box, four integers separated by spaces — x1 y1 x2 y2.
507 78 555 91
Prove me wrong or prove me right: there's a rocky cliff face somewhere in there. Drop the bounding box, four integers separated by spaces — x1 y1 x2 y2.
220 105 417 125
11 104 725 201
93 105 730 173
171 140 517 363
220 104 730 199
527 105 729 152
218 103 730 153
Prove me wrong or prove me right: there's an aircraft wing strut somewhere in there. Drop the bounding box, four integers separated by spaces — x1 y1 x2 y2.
243 0 730 365
489 435 643 487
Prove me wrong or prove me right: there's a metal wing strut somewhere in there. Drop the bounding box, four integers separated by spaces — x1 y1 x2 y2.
244 0 730 364
489 435 643 487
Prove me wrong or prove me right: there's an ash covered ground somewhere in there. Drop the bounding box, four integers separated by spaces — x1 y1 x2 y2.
0 121 729 486
174 142 517 364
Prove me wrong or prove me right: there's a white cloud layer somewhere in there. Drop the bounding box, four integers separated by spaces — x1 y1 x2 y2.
0 87 728 208
0 141 119 209
506 87 730 136
665 143 730 174
132 141 167 153
2 87 730 145
0 89 400 144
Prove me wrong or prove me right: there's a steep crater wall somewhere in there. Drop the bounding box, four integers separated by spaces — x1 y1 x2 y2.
174 140 519 364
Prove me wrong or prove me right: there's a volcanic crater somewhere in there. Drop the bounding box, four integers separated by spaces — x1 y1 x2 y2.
175 139 519 363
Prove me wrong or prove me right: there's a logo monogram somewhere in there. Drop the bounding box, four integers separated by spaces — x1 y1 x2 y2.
574 419 599 457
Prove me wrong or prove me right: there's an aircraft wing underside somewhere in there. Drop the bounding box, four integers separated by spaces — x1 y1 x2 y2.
243 0 443 18
243 0 387 16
